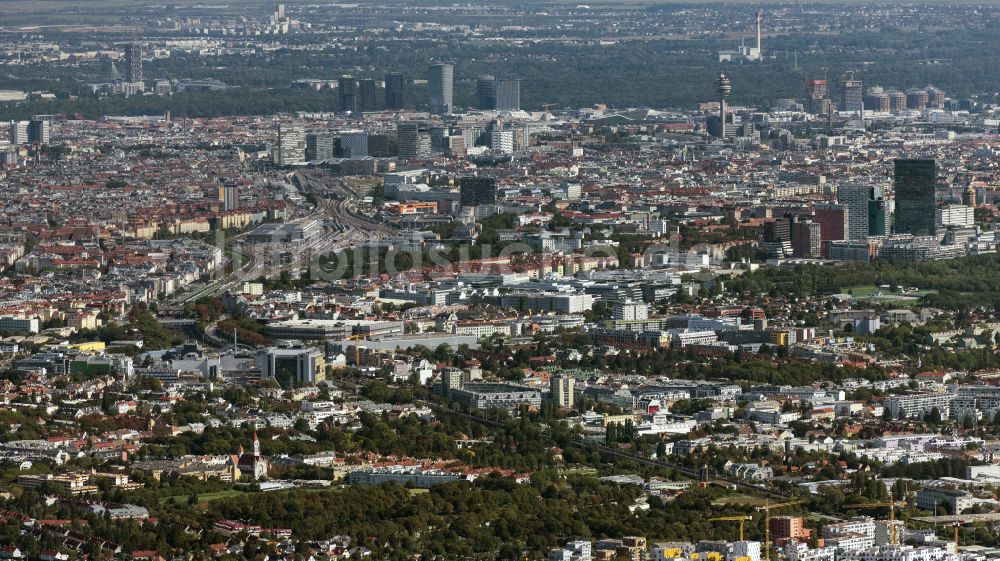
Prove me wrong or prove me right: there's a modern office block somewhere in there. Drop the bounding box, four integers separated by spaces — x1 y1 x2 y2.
358 78 378 112
459 176 497 207
275 122 306 166
894 159 937 236
428 63 454 115
494 79 520 111
338 75 358 113
384 72 406 110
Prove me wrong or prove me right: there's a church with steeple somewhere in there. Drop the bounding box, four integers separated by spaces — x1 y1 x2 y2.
234 432 269 480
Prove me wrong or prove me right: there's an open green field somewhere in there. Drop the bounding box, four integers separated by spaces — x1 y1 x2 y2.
159 488 246 504
841 285 938 306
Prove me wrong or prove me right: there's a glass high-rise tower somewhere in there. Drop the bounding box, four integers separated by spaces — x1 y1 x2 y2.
894 159 937 236
384 73 406 110
428 63 454 115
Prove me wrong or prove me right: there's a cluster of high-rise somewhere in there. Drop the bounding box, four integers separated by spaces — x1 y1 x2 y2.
334 63 519 115
750 157 973 261
803 75 948 116
476 75 521 111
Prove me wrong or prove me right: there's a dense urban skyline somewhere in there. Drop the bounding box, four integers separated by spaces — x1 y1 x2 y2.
0 1 997 560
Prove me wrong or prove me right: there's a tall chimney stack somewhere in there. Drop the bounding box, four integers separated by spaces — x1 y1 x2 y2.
756 10 762 54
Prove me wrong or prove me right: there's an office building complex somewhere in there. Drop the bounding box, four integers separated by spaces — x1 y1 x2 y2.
459 177 498 207
305 133 335 161
397 122 431 159
124 42 143 83
613 302 649 322
791 220 822 257
275 122 306 166
837 185 869 241
868 195 892 237
813 204 849 242
255 346 325 388
340 132 368 158
28 118 50 145
338 76 358 113
938 205 974 229
841 75 864 113
763 216 791 243
358 78 378 112
894 159 937 236
384 72 406 110
551 375 575 408
495 79 521 111
9 121 29 145
428 63 454 115
476 75 496 110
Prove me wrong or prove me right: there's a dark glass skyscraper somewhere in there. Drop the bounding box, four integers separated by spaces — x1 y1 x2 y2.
384 73 406 110
894 159 937 236
459 177 497 207
358 78 378 112
494 79 520 111
476 75 496 110
338 76 358 113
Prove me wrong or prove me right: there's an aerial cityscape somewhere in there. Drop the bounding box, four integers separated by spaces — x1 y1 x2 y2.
0 0 999 559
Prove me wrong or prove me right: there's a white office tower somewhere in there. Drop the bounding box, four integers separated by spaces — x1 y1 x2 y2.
837 184 872 241
613 301 649 321
489 129 514 153
275 122 306 166
9 121 29 145
551 375 575 408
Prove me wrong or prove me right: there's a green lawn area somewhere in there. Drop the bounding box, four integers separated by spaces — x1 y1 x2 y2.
840 285 938 307
842 285 879 297
159 488 247 504
408 488 430 496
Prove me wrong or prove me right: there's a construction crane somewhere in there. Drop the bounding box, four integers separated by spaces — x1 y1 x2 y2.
756 500 805 561
843 497 905 546
708 516 754 541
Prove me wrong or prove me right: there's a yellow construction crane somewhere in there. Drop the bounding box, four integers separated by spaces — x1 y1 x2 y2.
708 516 754 541
843 497 905 546
950 522 964 552
756 500 805 561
